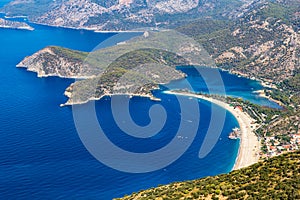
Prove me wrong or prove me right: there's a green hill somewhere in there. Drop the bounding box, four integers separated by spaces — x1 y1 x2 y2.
117 151 300 200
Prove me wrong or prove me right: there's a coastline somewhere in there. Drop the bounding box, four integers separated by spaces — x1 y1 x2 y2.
164 91 261 170
0 25 34 31
226 70 282 108
254 89 284 107
11 21 263 169
14 19 145 33
59 93 161 107
1 13 150 33
0 18 34 31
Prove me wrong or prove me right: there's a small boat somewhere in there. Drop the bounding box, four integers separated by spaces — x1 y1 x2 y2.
228 127 241 140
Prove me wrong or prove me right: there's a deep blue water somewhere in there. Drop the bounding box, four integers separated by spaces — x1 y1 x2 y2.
0 16 279 199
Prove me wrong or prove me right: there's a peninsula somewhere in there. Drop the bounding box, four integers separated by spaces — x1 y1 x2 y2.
0 18 34 30
17 30 208 106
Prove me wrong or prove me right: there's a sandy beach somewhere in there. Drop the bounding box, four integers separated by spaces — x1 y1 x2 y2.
165 91 260 170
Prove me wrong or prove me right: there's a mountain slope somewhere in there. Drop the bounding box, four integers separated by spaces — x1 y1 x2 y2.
177 0 300 82
1 0 250 31
116 151 300 200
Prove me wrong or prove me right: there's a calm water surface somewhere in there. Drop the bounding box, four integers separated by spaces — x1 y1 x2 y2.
0 13 278 199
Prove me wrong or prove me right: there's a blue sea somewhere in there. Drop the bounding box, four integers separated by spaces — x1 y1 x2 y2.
0 0 10 8
0 10 280 200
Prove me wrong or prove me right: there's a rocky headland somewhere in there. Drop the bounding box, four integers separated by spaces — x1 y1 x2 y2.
0 18 34 30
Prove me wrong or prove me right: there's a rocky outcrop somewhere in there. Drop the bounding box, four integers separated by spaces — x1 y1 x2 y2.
149 0 199 14
17 46 95 78
0 18 34 30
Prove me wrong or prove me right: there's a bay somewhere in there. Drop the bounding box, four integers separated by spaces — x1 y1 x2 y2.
0 21 277 199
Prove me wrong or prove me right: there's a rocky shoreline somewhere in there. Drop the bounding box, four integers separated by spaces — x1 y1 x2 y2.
0 18 34 31
16 42 187 107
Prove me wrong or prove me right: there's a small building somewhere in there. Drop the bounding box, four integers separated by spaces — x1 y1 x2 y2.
235 105 243 112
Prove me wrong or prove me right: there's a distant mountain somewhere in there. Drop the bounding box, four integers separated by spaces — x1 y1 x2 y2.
1 0 252 31
177 0 300 82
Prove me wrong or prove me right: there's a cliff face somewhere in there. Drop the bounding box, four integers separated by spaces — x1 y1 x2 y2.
17 46 93 78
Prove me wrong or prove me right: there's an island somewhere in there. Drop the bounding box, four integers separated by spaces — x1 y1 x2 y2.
0 18 34 31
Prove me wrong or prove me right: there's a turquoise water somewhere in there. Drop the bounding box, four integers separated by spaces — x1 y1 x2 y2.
0 15 279 199
165 66 281 109
0 0 11 8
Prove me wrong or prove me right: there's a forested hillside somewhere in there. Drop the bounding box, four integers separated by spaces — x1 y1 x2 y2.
117 151 300 199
